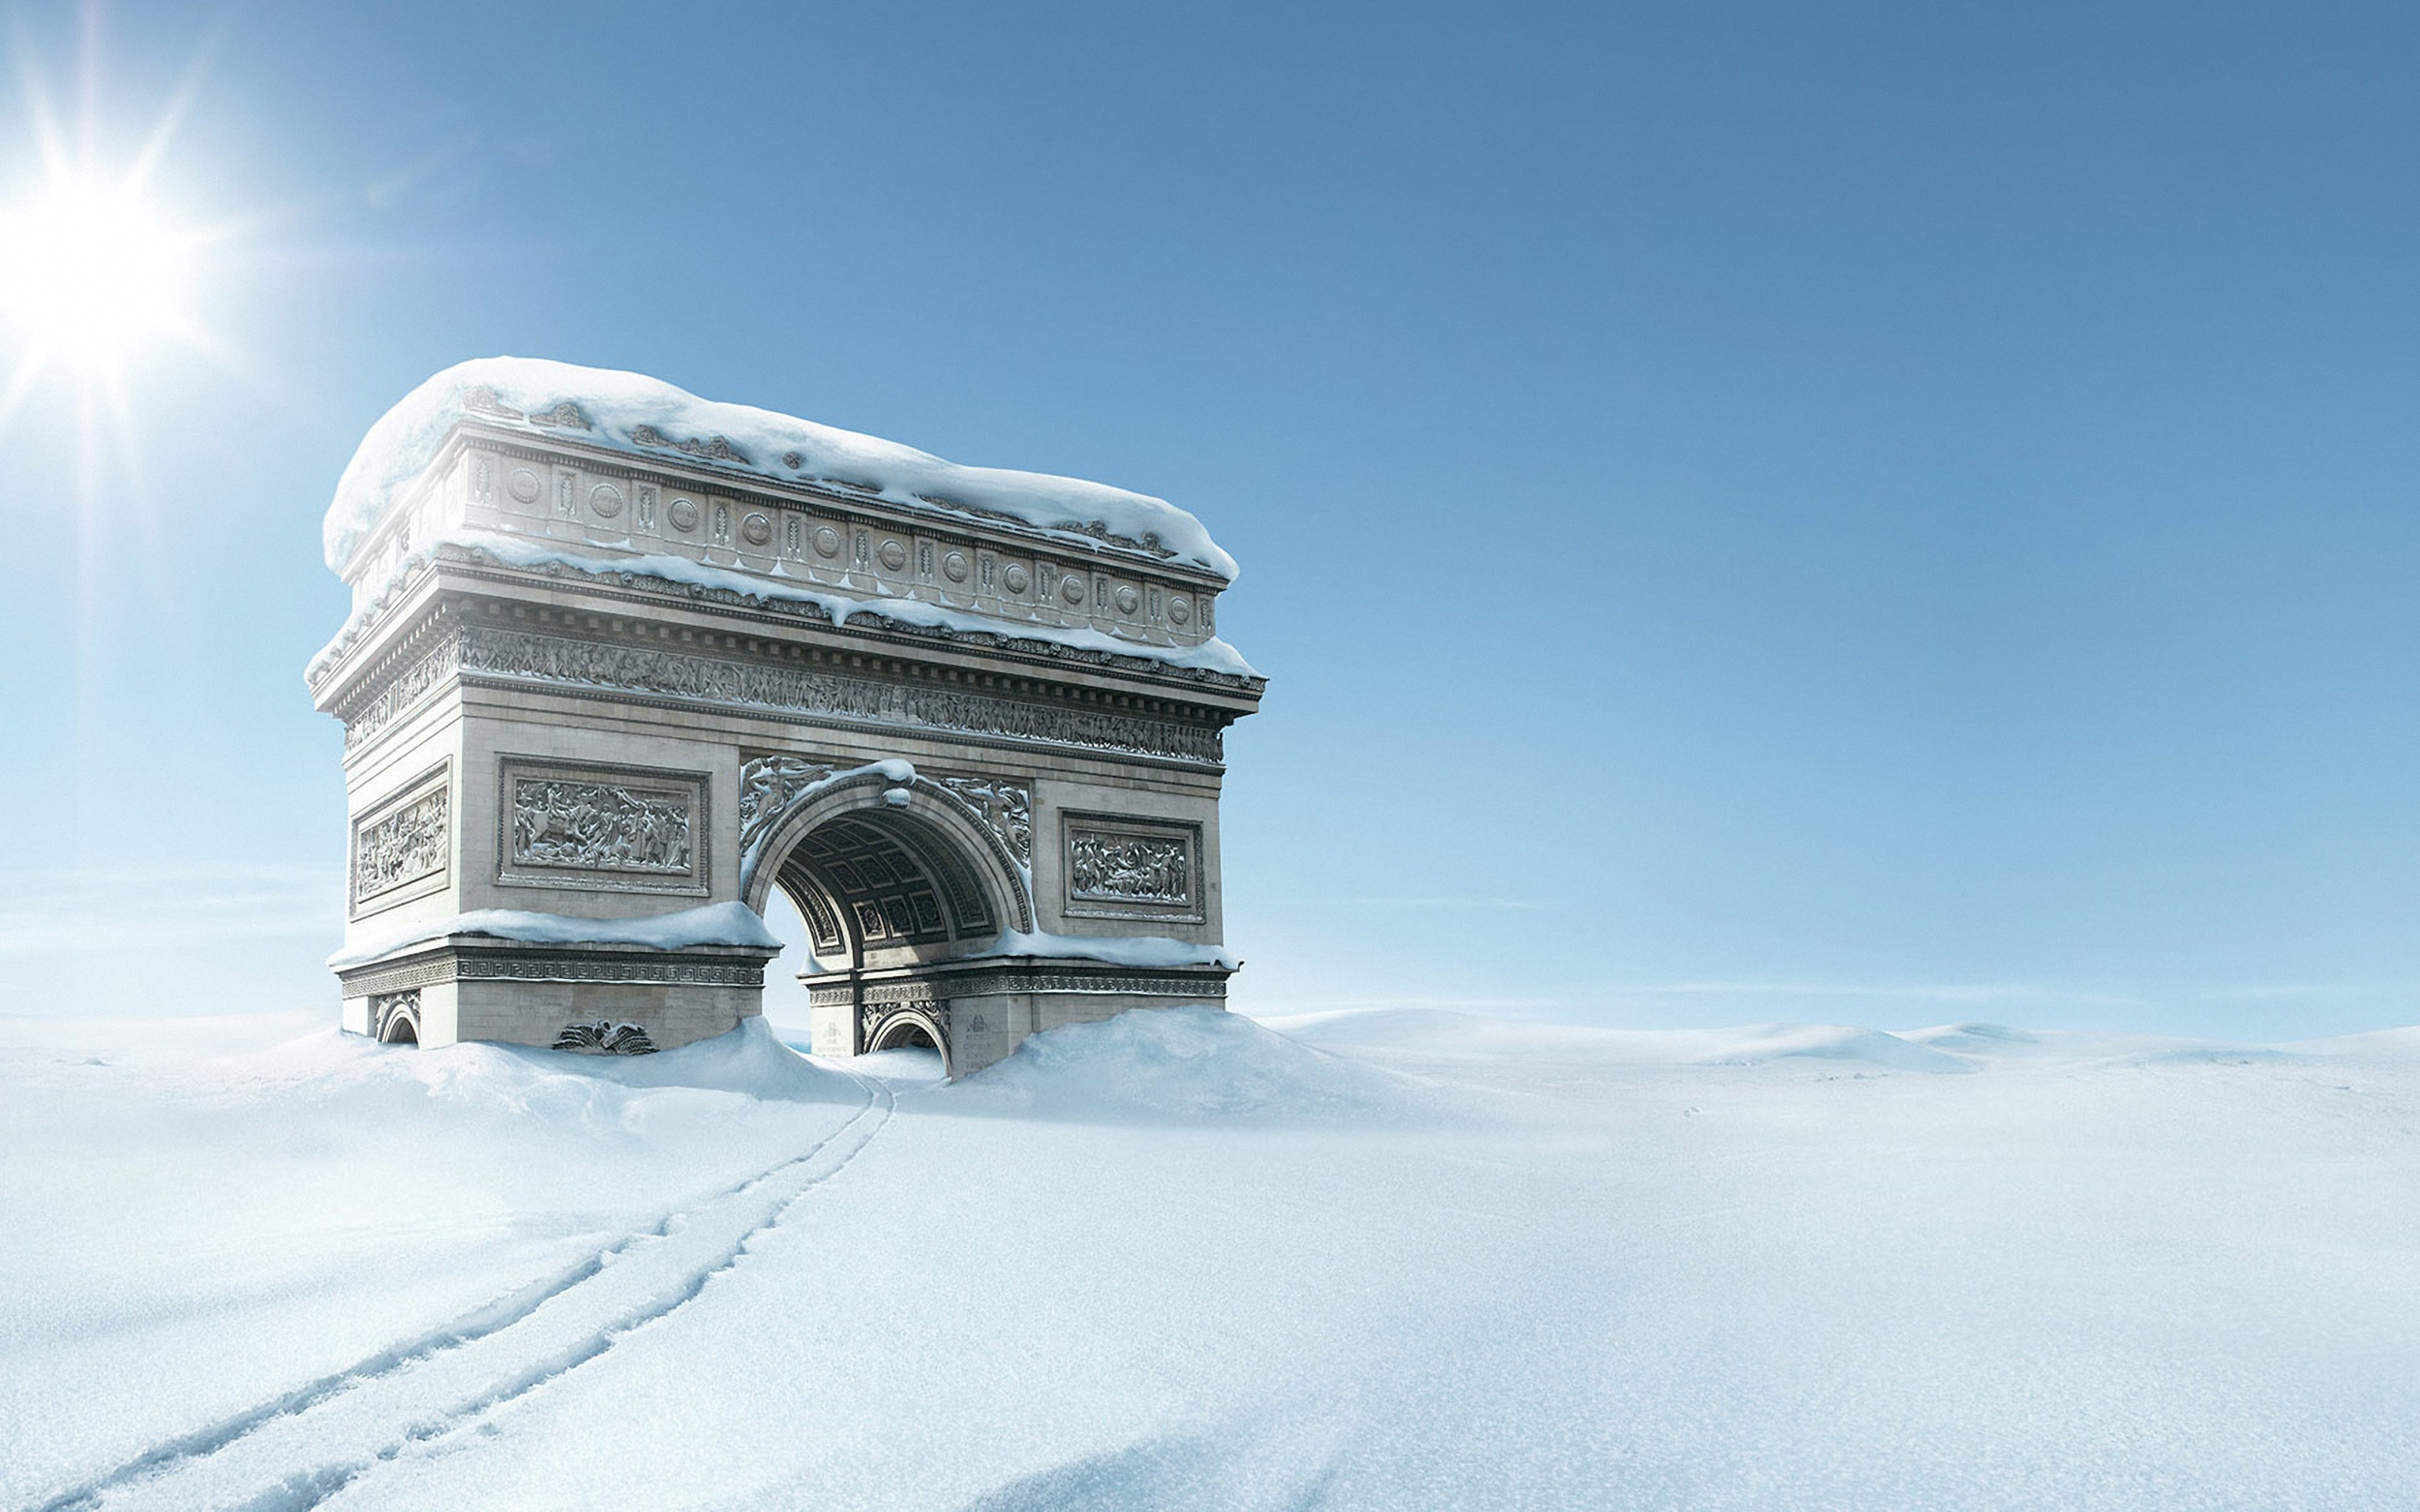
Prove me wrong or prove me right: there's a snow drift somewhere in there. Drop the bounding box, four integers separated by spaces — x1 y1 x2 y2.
8 1006 2419 1510
1269 1009 1974 1073
327 900 782 970
951 1005 1436 1123
324 357 1238 580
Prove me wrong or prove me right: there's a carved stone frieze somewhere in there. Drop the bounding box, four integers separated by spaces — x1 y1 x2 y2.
1022 971 1225 996
935 775 1033 865
461 386 523 422
342 631 461 750
498 759 709 895
861 998 948 1049
337 942 775 1000
313 531 1258 709
511 779 693 873
352 774 451 912
805 966 1226 1009
1064 517 1178 559
460 953 766 987
457 624 1224 764
740 754 836 862
370 990 420 1042
1059 812 1206 922
630 424 748 464
1069 832 1191 905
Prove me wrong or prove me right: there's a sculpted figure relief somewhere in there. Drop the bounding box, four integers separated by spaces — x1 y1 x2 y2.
458 625 1225 765
1068 832 1192 905
510 779 693 873
739 755 836 861
937 776 1034 865
355 789 448 901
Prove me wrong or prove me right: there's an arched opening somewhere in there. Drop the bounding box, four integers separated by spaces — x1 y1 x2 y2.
743 770 1033 937
380 1012 418 1046
770 806 997 971
861 1009 951 1081
746 775 1027 1076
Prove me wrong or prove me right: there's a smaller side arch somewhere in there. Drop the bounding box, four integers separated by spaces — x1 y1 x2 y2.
864 1003 952 1076
373 991 421 1046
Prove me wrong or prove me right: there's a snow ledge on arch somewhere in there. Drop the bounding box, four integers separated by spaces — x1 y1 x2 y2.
330 901 783 971
324 357 1239 581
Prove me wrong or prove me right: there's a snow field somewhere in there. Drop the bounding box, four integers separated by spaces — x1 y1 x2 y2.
3 1007 2415 1510
0 1016 867 1509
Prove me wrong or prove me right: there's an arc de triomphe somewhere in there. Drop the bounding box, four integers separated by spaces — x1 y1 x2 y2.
309 359 1264 1076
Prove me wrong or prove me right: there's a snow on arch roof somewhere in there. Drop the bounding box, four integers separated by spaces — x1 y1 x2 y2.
322 357 1239 581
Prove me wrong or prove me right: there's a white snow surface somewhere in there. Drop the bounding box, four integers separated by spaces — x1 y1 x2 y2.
5 1005 2417 1510
324 358 1239 579
979 928 1240 970
946 1005 1432 1123
329 900 780 969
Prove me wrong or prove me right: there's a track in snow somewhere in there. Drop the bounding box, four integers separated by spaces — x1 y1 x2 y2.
29 1075 895 1512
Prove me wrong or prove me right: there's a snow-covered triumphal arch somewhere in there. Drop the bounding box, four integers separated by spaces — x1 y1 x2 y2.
309 360 1264 1076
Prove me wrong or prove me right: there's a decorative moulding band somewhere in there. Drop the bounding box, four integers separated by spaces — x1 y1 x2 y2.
336 937 780 998
340 614 1231 768
802 960 1233 1008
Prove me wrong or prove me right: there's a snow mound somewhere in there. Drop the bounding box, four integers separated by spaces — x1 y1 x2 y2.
325 357 1237 579
1265 1008 1602 1053
239 1016 856 1109
531 1017 854 1101
1271 1010 1973 1073
952 1006 1435 1123
2122 1043 2310 1067
979 928 1240 971
1705 1023 1975 1072
1900 1021 2043 1053
2295 1024 2420 1058
329 900 780 969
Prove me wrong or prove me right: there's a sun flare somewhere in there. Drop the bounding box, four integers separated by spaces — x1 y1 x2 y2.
0 174 193 371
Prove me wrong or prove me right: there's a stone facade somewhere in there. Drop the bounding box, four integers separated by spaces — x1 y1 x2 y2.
312 404 1264 1076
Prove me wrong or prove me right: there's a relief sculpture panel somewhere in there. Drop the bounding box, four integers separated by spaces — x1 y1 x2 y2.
351 764 451 916
738 754 837 881
938 775 1033 866
498 759 709 896
513 780 692 872
457 624 1224 766
1071 833 1190 903
1060 813 1205 923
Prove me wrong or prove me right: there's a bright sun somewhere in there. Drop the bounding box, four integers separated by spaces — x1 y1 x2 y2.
0 175 193 371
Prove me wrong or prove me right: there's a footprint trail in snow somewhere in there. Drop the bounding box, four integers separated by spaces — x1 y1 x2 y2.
36 1078 893 1512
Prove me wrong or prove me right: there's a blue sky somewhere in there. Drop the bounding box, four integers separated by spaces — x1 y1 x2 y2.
3 0 2418 1036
